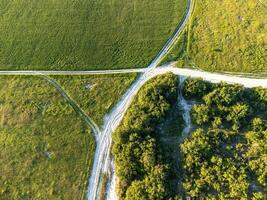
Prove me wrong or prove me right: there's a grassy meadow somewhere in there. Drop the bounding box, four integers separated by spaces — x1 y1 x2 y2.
187 0 267 73
0 0 187 70
0 74 136 199
54 73 138 126
164 0 267 74
0 76 95 199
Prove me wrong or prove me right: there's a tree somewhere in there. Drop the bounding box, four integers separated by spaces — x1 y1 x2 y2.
212 117 222 128
112 74 178 199
183 78 211 99
144 165 170 200
181 129 249 199
203 83 243 106
251 117 266 132
192 104 210 125
245 130 267 187
125 181 148 200
226 103 249 131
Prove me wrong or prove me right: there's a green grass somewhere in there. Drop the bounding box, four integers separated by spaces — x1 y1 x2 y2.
0 0 187 70
0 73 136 199
164 0 267 74
0 76 95 199
53 73 138 126
188 0 267 73
160 29 188 66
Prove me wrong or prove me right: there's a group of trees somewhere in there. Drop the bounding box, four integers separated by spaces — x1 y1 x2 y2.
180 78 267 199
112 76 266 199
112 73 179 200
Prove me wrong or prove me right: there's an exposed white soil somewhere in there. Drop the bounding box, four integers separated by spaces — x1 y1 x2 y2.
178 76 192 143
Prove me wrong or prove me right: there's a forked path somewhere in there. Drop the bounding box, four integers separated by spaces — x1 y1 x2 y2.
87 62 267 200
41 75 101 138
87 0 194 199
0 0 265 199
86 0 267 198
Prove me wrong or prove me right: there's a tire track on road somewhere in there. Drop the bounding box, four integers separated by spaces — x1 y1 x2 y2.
41 75 100 139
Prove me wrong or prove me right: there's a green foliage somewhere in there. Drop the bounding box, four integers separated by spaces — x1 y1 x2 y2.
188 82 251 131
54 73 137 126
112 73 178 200
125 165 171 200
181 129 249 199
183 78 212 99
0 0 187 70
245 129 267 187
191 104 210 125
251 117 266 132
245 87 267 117
125 180 148 200
187 0 267 73
226 103 249 131
181 78 267 198
203 83 243 106
252 192 267 200
160 30 188 65
0 76 95 199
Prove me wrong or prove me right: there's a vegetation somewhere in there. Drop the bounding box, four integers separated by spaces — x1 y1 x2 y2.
112 73 179 200
54 73 137 126
0 0 187 70
159 30 188 66
100 174 108 200
187 0 267 73
180 78 267 198
0 76 95 199
165 0 267 74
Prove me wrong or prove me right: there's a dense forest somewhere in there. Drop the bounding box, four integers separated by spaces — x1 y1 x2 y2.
112 75 267 199
181 79 267 199
112 73 179 200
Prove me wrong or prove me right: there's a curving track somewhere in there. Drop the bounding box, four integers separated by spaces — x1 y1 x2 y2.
41 75 100 138
86 0 195 199
1 0 265 199
86 0 267 198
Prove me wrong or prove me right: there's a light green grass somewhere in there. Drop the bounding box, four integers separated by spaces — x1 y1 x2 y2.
0 76 95 199
164 0 267 74
53 73 138 126
160 29 188 66
0 73 136 199
188 0 267 73
0 0 187 70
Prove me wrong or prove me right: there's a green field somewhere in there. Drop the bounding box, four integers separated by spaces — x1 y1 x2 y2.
54 73 137 126
165 0 267 74
0 76 95 199
0 0 187 70
0 74 137 199
187 0 267 73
